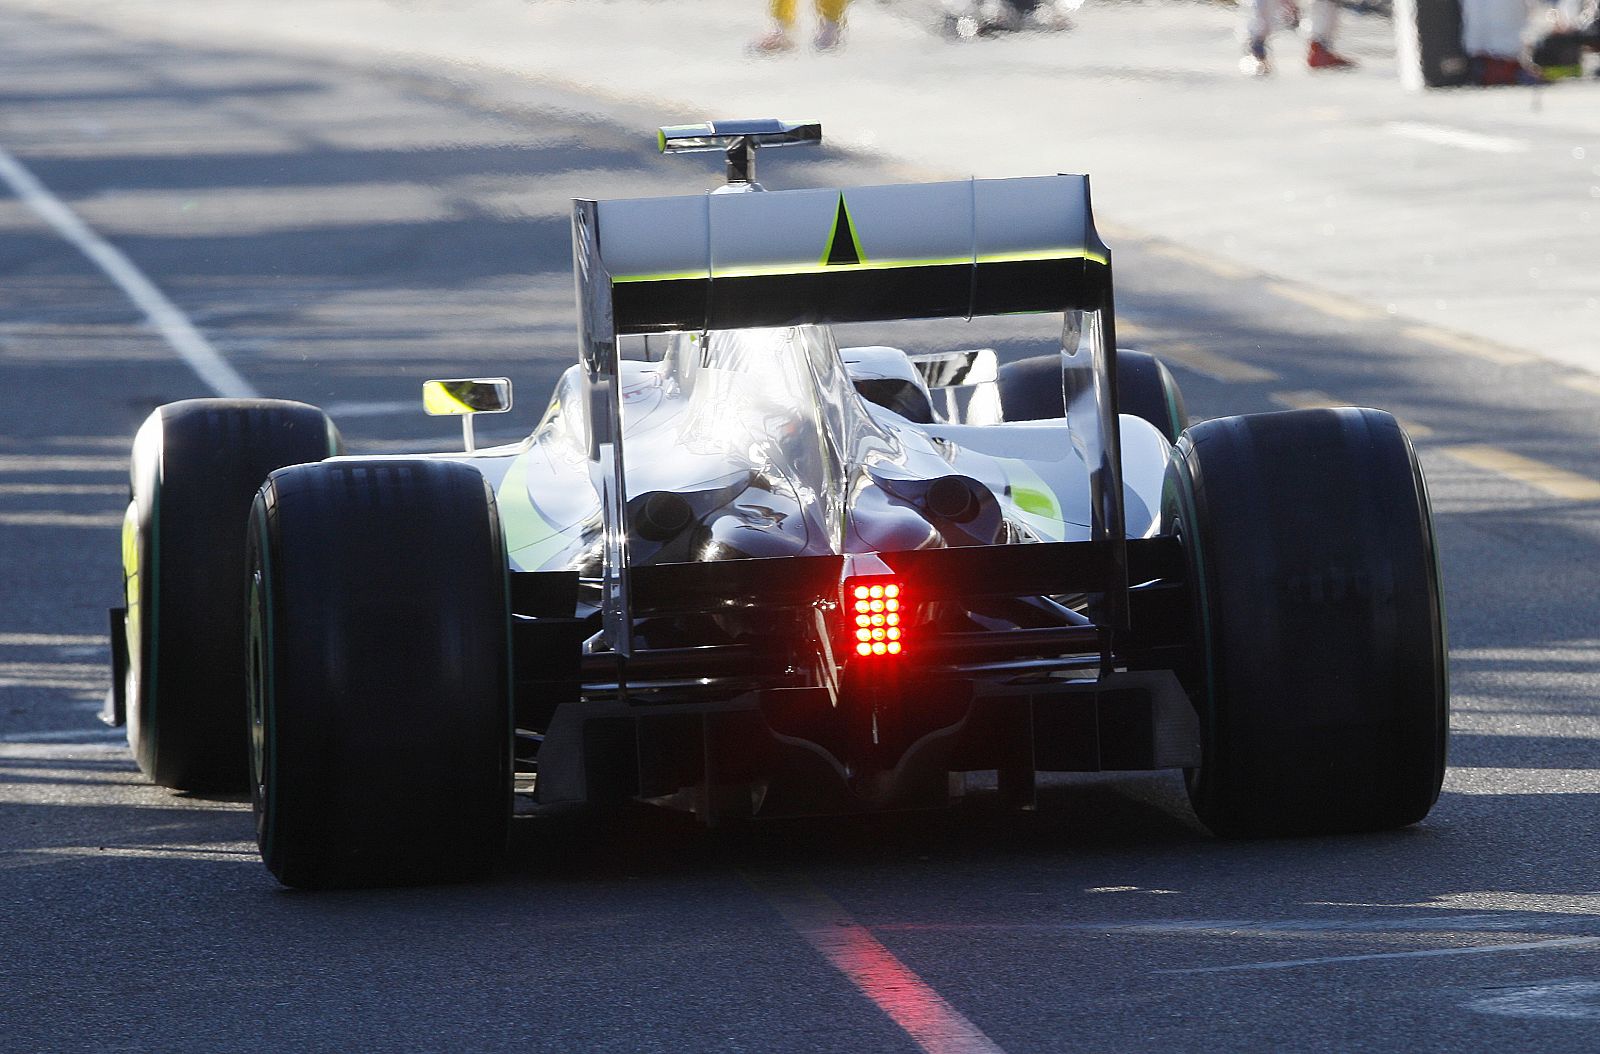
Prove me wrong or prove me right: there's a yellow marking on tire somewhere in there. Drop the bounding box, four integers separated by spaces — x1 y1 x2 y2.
1157 343 1279 384
1439 445 1600 501
1402 325 1534 366
1145 242 1252 280
1269 390 1434 437
1267 282 1378 322
0 511 124 528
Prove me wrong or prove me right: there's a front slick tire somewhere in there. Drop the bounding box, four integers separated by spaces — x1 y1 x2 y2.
248 459 512 889
128 399 340 791
1166 408 1447 838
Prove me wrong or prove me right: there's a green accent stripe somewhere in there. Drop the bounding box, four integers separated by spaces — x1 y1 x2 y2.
610 249 1108 285
494 451 571 571
821 194 867 267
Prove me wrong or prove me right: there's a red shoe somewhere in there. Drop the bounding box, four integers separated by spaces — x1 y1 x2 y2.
750 28 795 54
1307 40 1356 69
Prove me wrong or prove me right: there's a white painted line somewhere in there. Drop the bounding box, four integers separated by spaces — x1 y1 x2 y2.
748 872 1006 1054
0 511 124 528
1161 935 1600 974
0 728 124 744
0 143 258 399
0 454 125 473
0 633 109 647
0 483 126 495
1467 981 1600 1020
22 844 256 862
1384 122 1530 155
1444 767 1600 794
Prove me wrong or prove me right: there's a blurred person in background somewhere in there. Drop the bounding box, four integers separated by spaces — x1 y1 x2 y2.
752 0 853 52
1240 0 1358 74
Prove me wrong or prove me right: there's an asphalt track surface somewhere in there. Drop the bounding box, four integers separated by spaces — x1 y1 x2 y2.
3 8 1600 1053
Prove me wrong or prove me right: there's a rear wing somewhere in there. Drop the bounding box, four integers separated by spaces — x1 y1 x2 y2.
569 175 1123 658
578 175 1110 333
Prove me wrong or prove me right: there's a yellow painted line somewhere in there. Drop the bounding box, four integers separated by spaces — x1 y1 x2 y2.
1157 342 1279 384
0 483 125 495
1145 242 1252 280
1439 445 1600 501
0 511 123 528
1561 374 1600 397
1269 390 1434 437
0 634 108 647
1115 320 1150 340
1402 325 1534 366
1267 282 1378 322
0 455 124 473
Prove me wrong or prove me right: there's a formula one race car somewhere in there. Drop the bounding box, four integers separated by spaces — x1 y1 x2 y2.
106 120 1448 888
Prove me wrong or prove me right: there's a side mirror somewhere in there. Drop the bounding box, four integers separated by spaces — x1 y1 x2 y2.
422 377 512 452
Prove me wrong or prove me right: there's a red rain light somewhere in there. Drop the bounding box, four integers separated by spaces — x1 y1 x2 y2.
843 577 905 659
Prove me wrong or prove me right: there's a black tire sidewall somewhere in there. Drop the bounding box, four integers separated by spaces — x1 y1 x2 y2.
1170 408 1447 836
128 399 339 791
252 459 513 888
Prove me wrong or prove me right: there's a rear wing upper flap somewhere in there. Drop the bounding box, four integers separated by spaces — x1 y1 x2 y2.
582 175 1110 334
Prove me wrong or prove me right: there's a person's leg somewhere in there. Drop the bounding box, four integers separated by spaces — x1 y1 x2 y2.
1239 0 1273 73
1307 0 1357 66
814 0 849 49
754 0 798 51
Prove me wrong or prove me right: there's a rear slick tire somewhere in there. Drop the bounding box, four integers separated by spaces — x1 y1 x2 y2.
1164 407 1448 837
125 399 341 791
247 459 512 889
997 350 1187 442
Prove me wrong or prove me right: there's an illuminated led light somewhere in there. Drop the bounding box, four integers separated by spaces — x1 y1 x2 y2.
844 577 907 659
